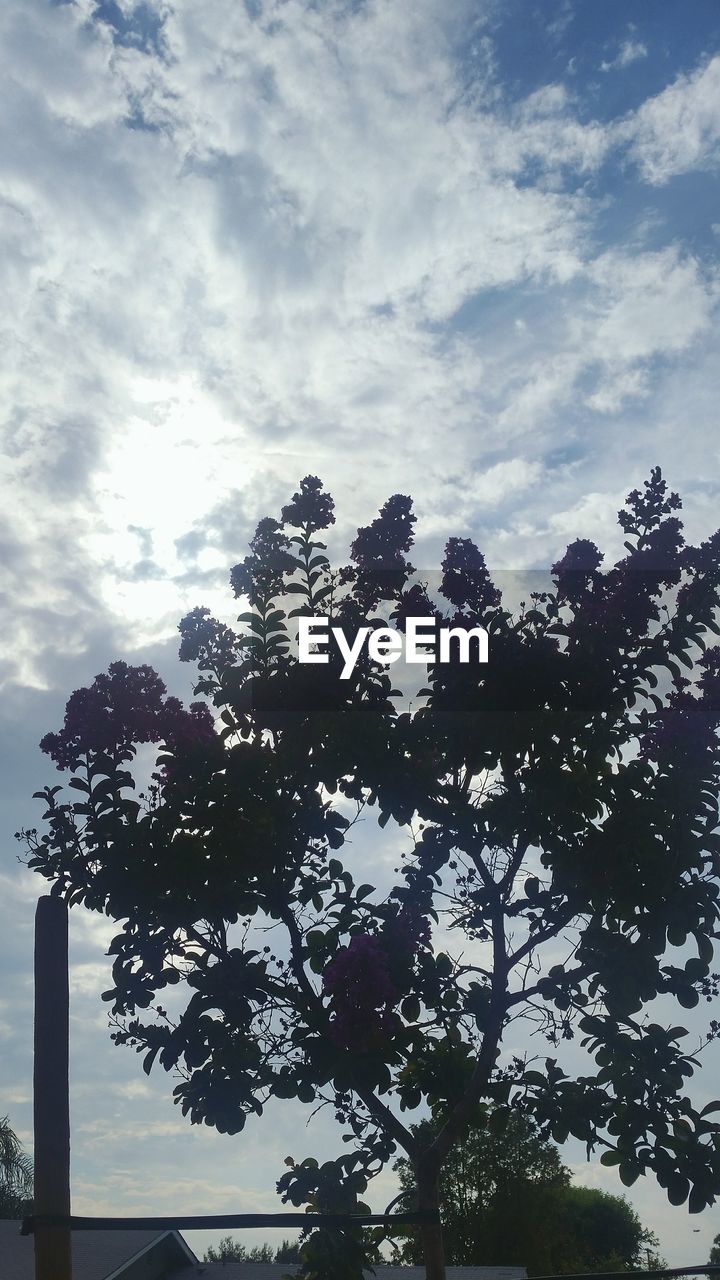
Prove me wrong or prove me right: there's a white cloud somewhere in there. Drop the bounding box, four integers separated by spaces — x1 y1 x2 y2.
508 83 610 175
618 39 648 67
584 366 649 414
585 246 717 364
0 0 602 665
621 54 720 183
600 38 648 73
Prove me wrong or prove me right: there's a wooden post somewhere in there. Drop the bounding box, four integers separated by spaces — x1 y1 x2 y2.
34 895 72 1280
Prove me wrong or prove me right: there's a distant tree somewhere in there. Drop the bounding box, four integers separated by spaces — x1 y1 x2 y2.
21 469 720 1280
551 1186 664 1275
710 1232 720 1265
394 1116 664 1273
0 1116 33 1218
275 1238 303 1262
393 1109 570 1265
203 1235 274 1262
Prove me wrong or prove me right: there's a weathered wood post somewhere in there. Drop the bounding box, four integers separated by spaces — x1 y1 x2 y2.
34 895 72 1280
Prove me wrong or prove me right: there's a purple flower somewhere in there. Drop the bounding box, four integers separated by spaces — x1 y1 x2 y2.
323 935 399 1051
552 539 604 605
40 662 216 773
41 662 169 770
281 475 335 531
441 538 501 615
322 911 430 1051
230 518 295 602
178 607 238 672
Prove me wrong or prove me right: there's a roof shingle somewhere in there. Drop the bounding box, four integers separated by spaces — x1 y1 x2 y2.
0 1221 194 1280
175 1264 526 1280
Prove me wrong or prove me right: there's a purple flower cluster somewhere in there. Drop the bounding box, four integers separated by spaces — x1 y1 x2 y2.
347 494 417 610
616 468 682 542
160 697 216 752
350 494 416 568
40 661 215 772
551 538 604 603
323 935 399 1050
393 582 437 633
178 606 238 672
625 517 685 582
280 474 335 531
230 517 295 603
441 537 501 615
322 907 430 1051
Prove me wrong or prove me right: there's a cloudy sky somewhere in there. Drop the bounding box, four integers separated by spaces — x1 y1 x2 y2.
2 0 720 1265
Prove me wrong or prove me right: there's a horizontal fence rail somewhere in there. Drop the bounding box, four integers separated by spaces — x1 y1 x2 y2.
531 1269 720 1280
21 1209 439 1235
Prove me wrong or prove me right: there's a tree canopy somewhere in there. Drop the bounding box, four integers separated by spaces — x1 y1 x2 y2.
393 1108 568 1265
392 1111 663 1273
548 1186 662 1276
20 468 720 1280
203 1236 274 1262
202 1236 302 1263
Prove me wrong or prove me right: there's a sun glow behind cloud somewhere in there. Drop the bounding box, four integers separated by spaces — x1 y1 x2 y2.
100 377 230 545
86 376 254 636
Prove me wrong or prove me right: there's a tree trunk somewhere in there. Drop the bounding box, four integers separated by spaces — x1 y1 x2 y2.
417 1170 445 1280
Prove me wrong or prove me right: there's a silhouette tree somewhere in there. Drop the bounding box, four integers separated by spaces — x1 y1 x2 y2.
0 1115 33 1218
20 470 720 1280
393 1109 569 1265
392 1112 663 1272
275 1237 303 1262
203 1236 274 1262
544 1187 664 1276
201 1235 304 1262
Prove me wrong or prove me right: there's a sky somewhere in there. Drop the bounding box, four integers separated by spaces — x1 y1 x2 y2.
2 0 720 1266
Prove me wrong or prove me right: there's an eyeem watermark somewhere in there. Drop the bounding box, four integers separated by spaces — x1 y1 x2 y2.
298 617 489 680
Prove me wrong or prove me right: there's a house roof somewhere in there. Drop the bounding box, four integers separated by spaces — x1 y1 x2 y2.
0 1221 196 1280
176 1265 526 1279
0 1221 526 1280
